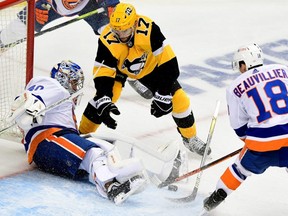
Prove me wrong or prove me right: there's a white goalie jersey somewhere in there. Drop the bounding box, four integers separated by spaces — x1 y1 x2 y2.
226 63 288 140
18 76 77 135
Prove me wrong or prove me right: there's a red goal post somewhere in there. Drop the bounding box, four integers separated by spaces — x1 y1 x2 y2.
0 0 34 139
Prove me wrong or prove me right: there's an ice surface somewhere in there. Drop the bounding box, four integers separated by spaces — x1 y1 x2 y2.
1 0 288 215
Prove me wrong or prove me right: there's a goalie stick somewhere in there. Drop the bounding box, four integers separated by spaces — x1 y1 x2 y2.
167 100 221 203
0 87 85 135
83 132 179 163
3 7 105 50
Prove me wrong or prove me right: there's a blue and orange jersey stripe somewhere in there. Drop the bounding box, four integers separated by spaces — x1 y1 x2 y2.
245 123 288 152
24 125 79 164
45 135 86 160
27 127 62 163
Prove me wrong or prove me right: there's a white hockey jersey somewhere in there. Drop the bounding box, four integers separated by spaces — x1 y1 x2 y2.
18 76 79 163
226 64 288 151
50 0 90 16
23 76 77 135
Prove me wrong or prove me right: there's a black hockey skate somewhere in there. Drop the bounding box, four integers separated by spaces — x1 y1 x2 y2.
107 175 146 205
203 189 227 211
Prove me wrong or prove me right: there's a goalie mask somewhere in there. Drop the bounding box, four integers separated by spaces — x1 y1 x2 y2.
232 43 264 73
51 60 84 94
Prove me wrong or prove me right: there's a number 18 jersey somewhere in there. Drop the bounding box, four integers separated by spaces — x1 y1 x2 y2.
226 64 288 151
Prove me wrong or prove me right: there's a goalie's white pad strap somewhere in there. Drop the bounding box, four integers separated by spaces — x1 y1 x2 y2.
92 159 118 183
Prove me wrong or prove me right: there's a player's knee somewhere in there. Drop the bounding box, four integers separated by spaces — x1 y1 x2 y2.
172 89 196 137
172 88 190 113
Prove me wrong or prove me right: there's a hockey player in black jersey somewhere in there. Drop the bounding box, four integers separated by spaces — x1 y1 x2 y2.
79 2 211 157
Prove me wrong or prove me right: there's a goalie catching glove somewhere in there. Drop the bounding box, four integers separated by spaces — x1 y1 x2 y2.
151 92 173 118
89 96 120 129
8 91 46 128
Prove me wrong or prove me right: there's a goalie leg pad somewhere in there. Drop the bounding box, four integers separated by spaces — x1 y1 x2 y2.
110 157 145 183
87 132 182 187
83 148 117 198
83 146 146 198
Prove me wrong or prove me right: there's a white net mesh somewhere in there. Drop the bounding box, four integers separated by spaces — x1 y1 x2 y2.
0 2 27 140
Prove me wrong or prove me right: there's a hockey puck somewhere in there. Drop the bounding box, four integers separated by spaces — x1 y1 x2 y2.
168 185 178 191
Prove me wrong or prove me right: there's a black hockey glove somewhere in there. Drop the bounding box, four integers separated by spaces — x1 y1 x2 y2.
90 96 120 129
151 92 173 118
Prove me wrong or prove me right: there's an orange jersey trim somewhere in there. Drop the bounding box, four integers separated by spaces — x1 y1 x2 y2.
245 137 288 152
46 135 86 160
27 128 62 164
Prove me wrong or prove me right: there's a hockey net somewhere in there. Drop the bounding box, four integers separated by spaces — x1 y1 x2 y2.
0 0 34 140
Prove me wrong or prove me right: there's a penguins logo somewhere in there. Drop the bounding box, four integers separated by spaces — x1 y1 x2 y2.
122 53 147 75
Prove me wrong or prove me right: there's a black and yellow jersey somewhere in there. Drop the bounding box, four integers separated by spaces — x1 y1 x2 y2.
81 15 196 140
92 15 179 97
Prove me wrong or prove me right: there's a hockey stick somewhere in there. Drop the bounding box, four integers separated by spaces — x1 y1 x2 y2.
172 148 242 183
0 87 85 135
127 79 153 99
34 7 105 38
3 7 104 49
168 100 221 203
